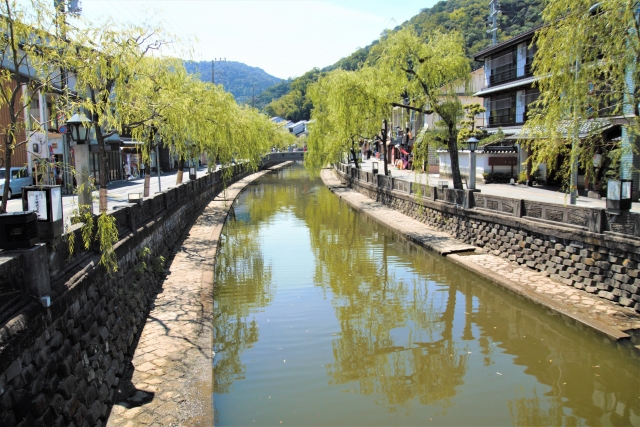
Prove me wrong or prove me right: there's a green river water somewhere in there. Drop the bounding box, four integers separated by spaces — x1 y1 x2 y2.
213 163 639 426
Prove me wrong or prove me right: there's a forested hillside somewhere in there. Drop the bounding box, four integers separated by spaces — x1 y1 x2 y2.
184 60 283 106
267 0 544 121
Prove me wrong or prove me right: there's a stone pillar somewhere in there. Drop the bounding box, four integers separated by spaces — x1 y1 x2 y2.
21 244 50 299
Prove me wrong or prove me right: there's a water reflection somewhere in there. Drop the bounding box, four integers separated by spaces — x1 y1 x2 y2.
213 164 640 426
213 204 273 394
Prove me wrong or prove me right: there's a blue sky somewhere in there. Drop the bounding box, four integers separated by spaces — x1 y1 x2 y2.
80 0 438 79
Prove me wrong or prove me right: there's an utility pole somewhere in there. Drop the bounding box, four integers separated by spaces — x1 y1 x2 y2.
251 83 258 108
487 0 501 45
212 57 226 85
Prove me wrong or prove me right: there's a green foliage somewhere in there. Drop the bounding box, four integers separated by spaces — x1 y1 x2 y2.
184 60 283 107
458 103 486 143
372 27 470 189
409 0 543 65
263 0 543 123
266 68 324 121
0 0 76 213
96 213 119 273
523 0 639 188
306 66 395 174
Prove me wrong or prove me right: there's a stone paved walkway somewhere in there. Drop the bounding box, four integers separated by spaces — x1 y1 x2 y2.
106 164 290 427
322 168 640 344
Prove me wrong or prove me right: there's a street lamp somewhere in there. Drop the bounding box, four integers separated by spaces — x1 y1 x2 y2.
467 137 479 190
66 113 92 144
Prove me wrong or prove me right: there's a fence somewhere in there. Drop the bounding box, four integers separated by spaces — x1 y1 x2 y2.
336 163 640 237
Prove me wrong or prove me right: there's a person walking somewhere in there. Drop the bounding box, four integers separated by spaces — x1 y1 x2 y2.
140 162 146 178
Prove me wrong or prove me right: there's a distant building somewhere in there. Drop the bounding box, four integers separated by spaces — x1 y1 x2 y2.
287 120 308 137
472 27 636 197
270 116 287 124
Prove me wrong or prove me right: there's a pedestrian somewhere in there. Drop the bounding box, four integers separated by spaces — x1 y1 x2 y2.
140 162 145 177
123 163 130 180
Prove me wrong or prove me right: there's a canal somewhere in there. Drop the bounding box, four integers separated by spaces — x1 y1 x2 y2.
213 163 639 426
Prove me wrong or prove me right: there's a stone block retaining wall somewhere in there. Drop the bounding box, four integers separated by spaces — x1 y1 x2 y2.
336 167 640 315
0 164 254 427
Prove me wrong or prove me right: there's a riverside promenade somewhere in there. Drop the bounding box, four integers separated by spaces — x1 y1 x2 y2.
356 157 640 213
320 168 640 345
106 163 292 427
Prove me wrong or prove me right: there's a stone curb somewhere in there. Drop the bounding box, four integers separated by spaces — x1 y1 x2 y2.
446 253 630 341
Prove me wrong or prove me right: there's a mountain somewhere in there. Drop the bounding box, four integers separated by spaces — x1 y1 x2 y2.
184 60 283 106
266 0 544 121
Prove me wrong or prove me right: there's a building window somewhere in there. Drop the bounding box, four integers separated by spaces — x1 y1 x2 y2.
490 50 517 85
488 93 515 126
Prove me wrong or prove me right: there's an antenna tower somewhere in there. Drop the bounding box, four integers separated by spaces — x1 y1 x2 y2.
487 0 501 45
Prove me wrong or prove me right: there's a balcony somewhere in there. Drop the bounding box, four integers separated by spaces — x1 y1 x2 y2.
489 109 516 126
490 65 517 86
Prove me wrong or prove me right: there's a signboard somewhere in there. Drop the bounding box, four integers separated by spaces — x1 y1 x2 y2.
59 125 67 134
27 191 48 221
488 157 518 166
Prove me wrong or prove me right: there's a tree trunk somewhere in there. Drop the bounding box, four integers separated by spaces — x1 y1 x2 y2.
350 148 359 169
176 157 185 184
94 124 108 213
1 133 13 213
448 131 463 190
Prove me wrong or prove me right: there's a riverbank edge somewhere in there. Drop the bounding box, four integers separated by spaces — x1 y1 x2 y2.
106 162 292 427
320 168 640 352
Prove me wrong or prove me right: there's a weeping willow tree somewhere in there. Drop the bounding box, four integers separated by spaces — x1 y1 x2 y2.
524 0 640 192
70 20 167 213
0 0 73 212
119 56 188 196
306 66 395 175
370 27 470 189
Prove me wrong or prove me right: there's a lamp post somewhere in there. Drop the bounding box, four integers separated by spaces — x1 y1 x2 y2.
467 136 479 190
66 113 93 213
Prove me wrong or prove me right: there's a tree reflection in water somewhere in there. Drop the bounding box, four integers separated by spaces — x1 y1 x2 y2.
305 187 468 410
214 203 273 394
213 164 640 426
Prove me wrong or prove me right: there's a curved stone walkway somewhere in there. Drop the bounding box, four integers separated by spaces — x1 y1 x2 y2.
106 164 291 427
322 168 640 347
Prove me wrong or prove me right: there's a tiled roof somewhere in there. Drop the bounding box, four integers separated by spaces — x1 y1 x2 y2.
473 26 544 61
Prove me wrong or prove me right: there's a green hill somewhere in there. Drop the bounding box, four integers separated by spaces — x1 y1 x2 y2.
184 60 283 106
266 0 544 121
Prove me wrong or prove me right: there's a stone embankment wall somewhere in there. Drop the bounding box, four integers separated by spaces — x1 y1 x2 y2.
0 164 255 427
336 166 640 315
